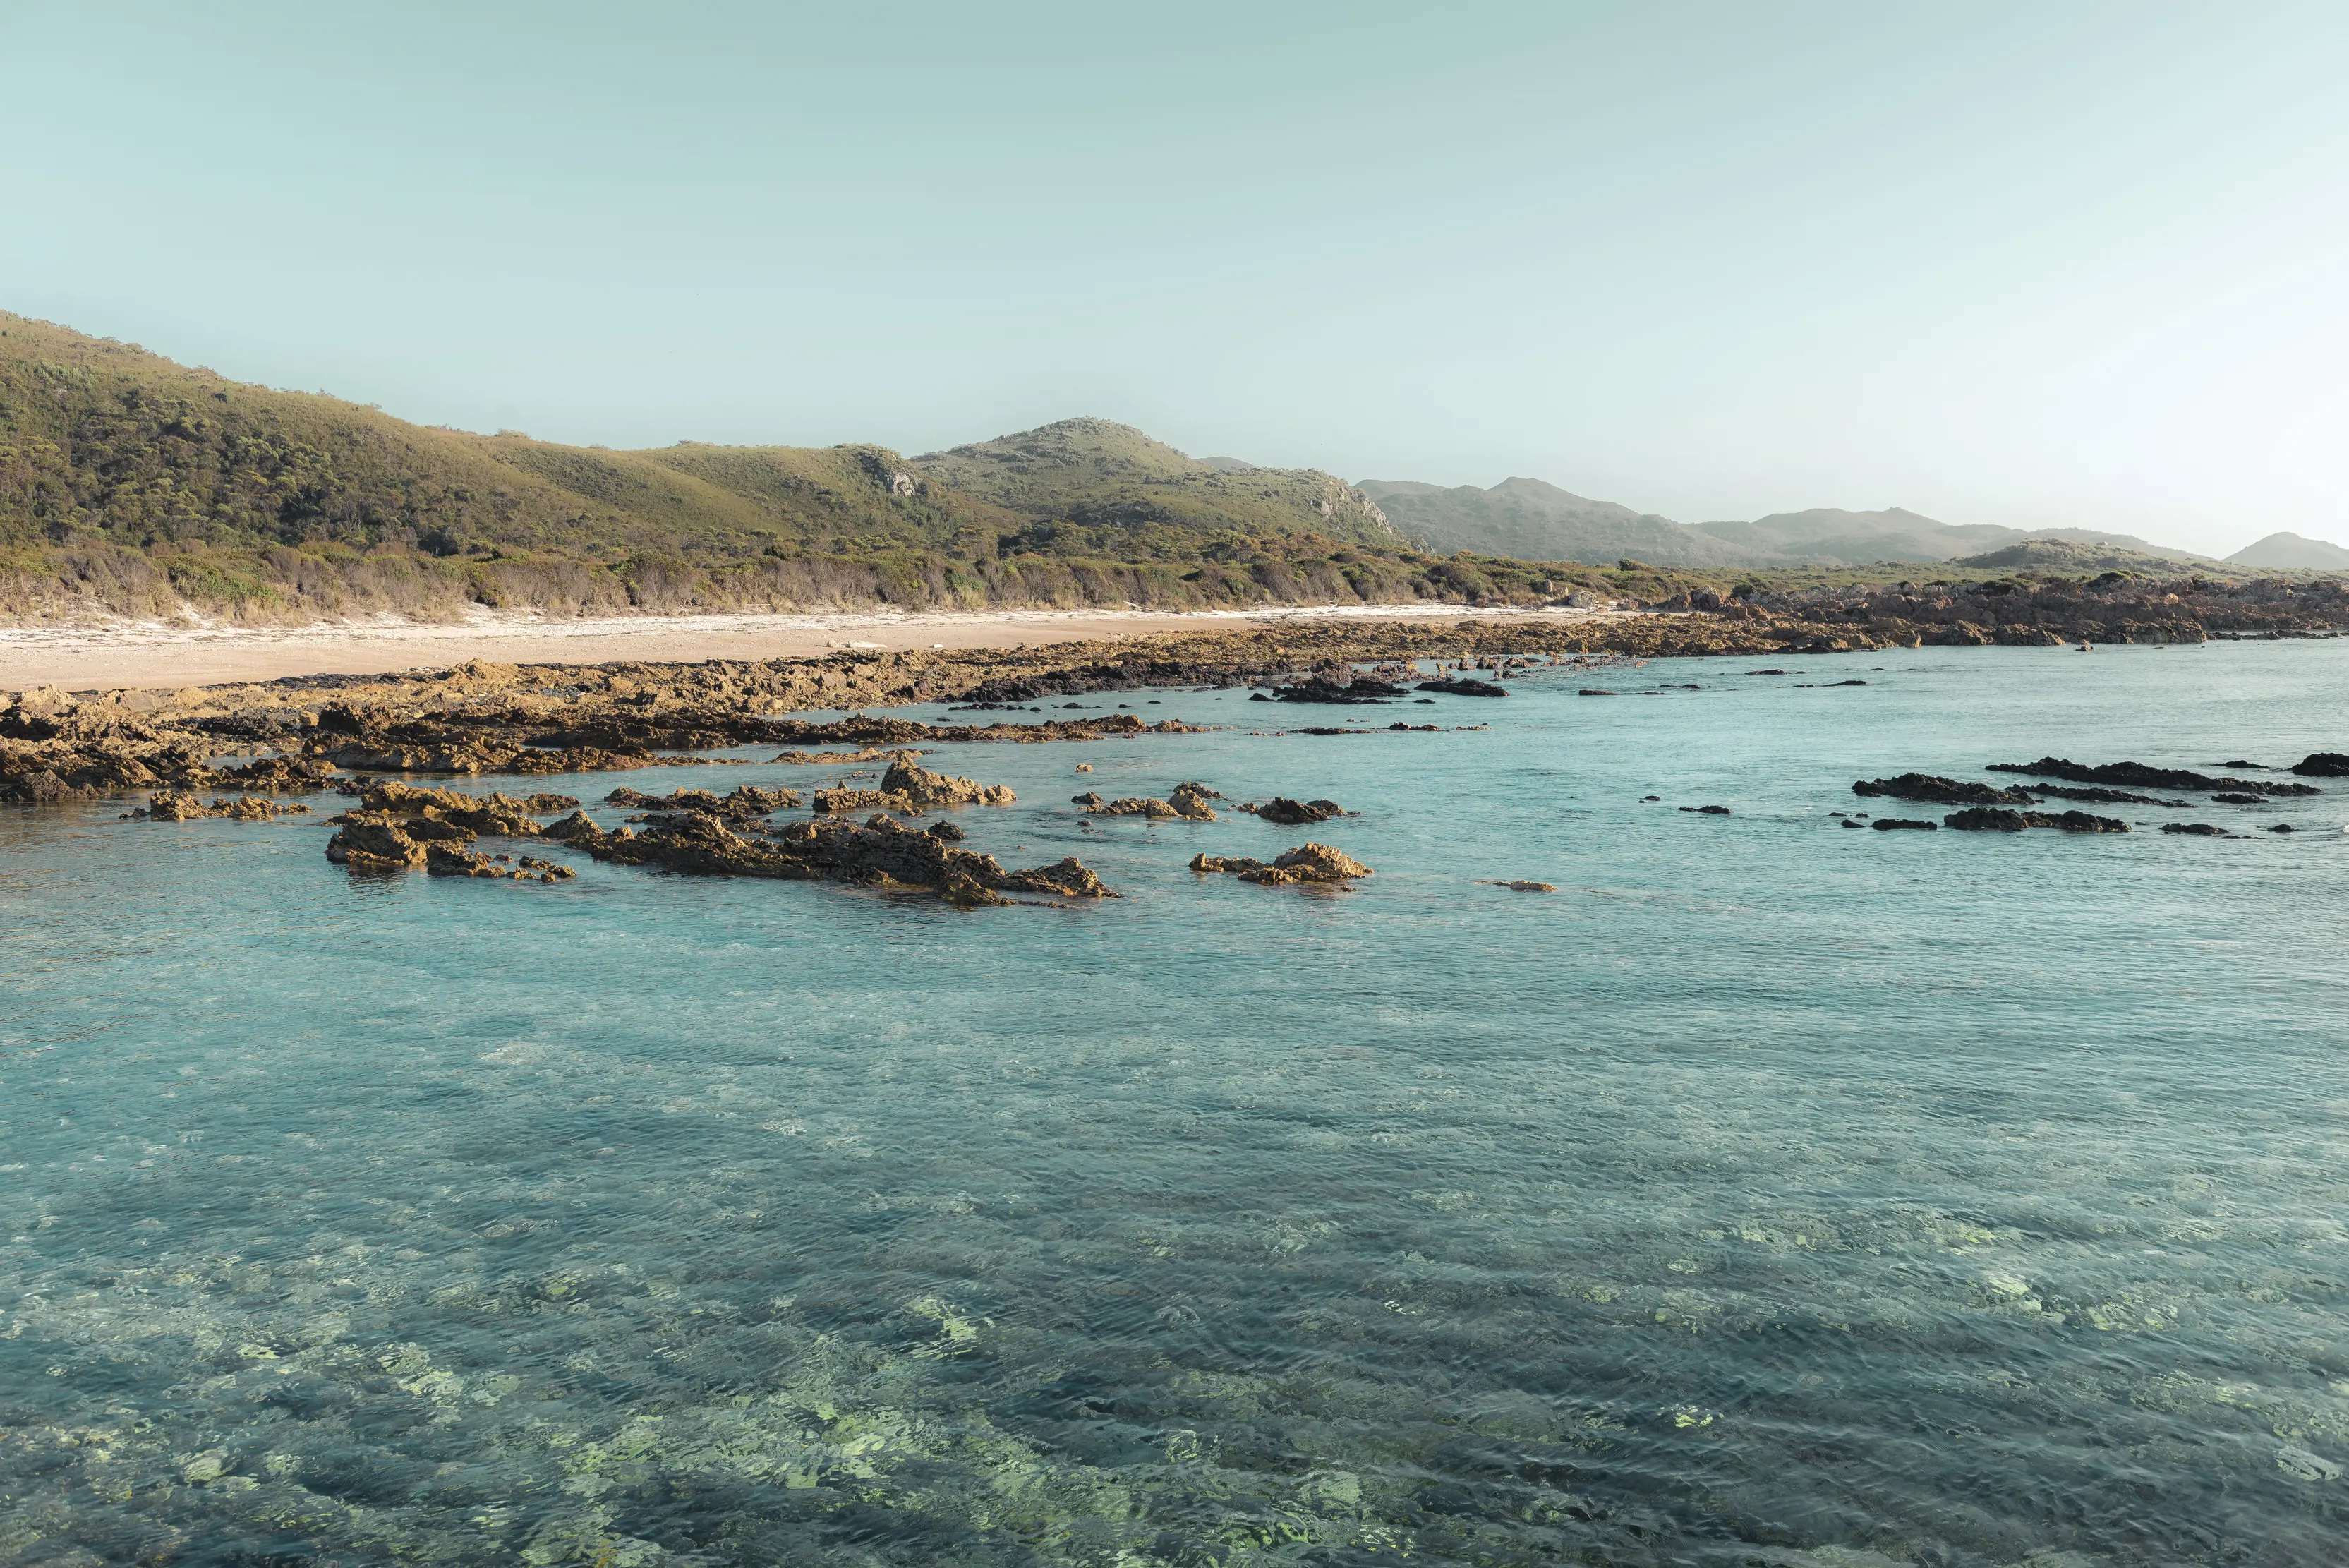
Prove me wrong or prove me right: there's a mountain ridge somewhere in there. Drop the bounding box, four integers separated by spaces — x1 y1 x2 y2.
1358 478 2218 569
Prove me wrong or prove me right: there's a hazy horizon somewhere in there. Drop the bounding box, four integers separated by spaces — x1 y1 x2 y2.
5 2 2343 555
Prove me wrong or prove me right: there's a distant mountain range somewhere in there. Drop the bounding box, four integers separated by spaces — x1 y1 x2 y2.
2226 531 2349 569
1353 476 2221 571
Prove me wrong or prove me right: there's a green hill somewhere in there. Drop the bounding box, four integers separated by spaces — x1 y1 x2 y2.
0 313 1545 622
912 417 1408 557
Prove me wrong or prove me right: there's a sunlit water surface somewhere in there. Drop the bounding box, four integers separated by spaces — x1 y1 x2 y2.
5 642 2349 1567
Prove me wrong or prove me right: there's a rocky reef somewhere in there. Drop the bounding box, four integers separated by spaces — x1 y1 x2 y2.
605 784 799 818
1988 757 2320 797
1853 774 2036 806
128 790 311 821
812 759 1016 816
564 809 1113 905
1943 807 2132 833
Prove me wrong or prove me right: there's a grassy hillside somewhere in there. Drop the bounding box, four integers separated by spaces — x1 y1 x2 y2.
0 310 2295 628
1360 476 1751 567
0 314 1488 622
913 418 1408 558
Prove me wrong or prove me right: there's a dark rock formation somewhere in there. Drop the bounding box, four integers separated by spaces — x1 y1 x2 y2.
2026 784 2185 806
1415 677 1508 697
1239 796 1346 826
1945 807 2131 833
1853 773 2035 806
1869 818 1939 831
562 809 1113 903
2291 752 2349 777
2161 822 2231 836
1989 757 2319 796
1475 879 1557 891
1272 676 1411 704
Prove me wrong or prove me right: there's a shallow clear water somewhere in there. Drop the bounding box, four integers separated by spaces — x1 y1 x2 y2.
5 641 2349 1567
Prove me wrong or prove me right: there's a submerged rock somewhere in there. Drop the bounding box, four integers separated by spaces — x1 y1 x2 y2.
1416 677 1508 697
2162 822 2232 836
1869 818 1940 831
1475 879 1557 891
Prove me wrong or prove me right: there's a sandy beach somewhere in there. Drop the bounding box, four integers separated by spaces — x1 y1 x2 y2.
0 603 1608 693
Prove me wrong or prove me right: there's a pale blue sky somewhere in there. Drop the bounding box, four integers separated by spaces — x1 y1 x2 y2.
4 2 2343 552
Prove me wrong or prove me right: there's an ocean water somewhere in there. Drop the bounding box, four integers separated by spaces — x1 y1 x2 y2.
5 641 2348 1568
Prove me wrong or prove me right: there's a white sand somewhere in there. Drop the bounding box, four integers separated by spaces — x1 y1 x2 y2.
1 603 1621 692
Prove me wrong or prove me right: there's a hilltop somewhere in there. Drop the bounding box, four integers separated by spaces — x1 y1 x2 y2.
2227 531 2349 570
911 418 1406 557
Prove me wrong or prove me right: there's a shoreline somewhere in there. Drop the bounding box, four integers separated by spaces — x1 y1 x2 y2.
0 603 1617 693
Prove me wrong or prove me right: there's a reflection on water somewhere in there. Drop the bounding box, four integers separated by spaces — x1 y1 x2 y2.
4 643 2348 1565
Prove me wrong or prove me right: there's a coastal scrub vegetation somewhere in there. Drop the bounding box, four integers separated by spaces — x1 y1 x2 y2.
1 311 2336 628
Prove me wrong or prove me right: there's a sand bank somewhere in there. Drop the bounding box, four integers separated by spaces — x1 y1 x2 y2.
1 603 1615 692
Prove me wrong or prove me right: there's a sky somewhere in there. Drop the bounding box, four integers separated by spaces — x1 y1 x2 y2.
3 1 2344 555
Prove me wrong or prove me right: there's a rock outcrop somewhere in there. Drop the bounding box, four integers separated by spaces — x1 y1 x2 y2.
2292 752 2349 777
1238 796 1345 826
1273 676 1411 704
1076 781 1220 821
879 759 1016 808
425 845 576 882
1990 757 2319 796
131 790 312 821
1853 773 2035 806
1415 677 1508 697
325 816 434 869
1944 807 2131 833
1190 842 1372 885
605 785 798 818
561 809 1114 903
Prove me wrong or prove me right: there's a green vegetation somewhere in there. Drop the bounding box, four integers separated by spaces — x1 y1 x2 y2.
0 313 1540 622
0 310 2289 625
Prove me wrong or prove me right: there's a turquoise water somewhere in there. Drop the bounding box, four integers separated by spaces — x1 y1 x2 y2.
5 641 2349 1567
